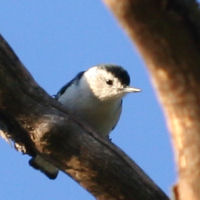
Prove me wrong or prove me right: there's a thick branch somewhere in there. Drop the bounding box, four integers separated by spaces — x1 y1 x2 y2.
0 34 168 200
102 0 200 200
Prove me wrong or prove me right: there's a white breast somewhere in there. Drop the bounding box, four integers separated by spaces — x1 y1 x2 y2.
58 78 122 137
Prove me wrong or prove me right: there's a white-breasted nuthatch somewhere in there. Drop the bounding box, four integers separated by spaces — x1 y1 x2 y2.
29 64 141 179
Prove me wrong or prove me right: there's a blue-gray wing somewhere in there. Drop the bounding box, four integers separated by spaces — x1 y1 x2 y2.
54 71 84 100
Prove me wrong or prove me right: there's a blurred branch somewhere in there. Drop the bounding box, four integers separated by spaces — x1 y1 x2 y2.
0 34 168 200
102 0 200 199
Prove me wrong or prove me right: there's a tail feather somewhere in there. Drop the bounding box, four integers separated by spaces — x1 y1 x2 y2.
29 155 58 179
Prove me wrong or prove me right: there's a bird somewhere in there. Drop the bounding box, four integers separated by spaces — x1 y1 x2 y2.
29 64 141 179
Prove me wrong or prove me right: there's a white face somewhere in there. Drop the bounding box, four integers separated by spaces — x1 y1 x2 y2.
83 66 128 101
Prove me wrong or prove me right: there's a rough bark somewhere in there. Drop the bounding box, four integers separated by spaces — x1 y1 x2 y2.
0 35 168 199
102 0 200 200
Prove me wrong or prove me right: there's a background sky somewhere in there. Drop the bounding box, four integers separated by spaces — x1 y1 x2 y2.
0 1 176 199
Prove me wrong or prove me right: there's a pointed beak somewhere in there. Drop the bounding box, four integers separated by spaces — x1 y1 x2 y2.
123 86 141 93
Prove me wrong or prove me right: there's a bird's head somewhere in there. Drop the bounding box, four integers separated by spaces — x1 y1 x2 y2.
82 64 141 101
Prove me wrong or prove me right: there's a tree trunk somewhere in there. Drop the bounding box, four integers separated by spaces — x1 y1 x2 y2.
102 0 200 199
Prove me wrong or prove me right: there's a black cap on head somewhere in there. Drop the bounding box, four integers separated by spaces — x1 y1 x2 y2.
100 64 130 86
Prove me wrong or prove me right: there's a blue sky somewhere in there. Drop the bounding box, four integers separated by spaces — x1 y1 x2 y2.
0 1 175 199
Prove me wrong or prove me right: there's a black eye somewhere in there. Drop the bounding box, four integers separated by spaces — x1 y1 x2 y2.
106 80 113 85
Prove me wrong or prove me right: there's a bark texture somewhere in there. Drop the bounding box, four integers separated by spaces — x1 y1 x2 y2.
0 35 168 200
102 0 200 199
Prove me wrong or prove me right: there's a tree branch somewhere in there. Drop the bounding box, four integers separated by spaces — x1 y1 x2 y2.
0 34 168 200
102 0 200 199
